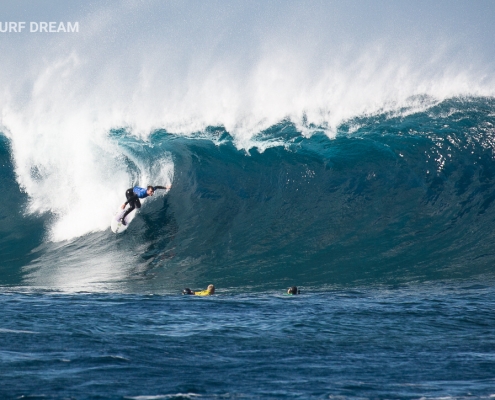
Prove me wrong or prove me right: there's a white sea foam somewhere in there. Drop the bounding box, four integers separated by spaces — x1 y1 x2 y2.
1 1 494 240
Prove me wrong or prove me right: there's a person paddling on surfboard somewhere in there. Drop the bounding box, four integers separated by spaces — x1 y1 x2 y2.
120 185 170 225
182 285 215 296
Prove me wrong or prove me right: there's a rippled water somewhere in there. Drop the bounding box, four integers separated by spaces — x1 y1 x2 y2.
1 282 494 398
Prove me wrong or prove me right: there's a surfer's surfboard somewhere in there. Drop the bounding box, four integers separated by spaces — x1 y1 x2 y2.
110 209 134 234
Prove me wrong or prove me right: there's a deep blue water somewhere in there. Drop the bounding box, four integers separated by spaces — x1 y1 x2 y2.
1 284 495 399
1 97 495 398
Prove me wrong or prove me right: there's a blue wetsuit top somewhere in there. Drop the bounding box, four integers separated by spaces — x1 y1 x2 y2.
124 186 167 205
133 186 148 198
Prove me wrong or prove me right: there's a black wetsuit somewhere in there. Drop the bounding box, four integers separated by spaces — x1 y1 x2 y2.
121 186 167 222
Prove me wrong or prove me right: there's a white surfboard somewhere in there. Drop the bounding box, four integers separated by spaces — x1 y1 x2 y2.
110 208 135 234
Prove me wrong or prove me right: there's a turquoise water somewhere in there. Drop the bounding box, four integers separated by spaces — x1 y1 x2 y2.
2 98 495 397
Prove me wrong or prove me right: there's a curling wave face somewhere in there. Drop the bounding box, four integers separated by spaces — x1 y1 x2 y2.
1 97 495 291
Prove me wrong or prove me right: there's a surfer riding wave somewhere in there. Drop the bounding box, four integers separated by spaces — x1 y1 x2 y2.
120 185 171 225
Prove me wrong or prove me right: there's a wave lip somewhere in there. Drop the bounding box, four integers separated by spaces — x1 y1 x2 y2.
1 98 494 290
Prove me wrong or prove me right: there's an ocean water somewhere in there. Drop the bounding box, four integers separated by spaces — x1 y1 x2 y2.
2 98 495 398
0 284 494 399
2 2 495 398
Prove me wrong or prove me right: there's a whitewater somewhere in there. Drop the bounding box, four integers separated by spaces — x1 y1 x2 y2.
1 1 495 398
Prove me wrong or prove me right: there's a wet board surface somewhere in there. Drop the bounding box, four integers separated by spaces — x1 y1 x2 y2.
110 209 135 233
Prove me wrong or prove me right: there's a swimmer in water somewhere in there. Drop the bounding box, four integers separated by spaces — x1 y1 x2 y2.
182 284 215 296
287 286 300 295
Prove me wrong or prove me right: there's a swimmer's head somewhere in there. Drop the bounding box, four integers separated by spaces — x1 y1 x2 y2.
287 286 299 295
207 284 215 294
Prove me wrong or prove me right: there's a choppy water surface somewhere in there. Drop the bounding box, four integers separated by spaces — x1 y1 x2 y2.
1 283 494 399
2 97 495 397
2 2 495 395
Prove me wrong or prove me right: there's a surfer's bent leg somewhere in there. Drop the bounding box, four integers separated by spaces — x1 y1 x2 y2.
121 193 142 224
122 204 135 220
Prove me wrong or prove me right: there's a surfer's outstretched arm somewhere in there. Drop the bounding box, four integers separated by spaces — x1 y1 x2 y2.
120 185 170 209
